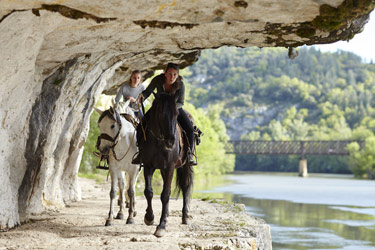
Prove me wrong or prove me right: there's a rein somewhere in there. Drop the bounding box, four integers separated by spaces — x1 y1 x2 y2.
111 129 136 161
138 94 147 141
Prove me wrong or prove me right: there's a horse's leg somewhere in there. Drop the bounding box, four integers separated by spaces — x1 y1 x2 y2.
105 170 118 226
180 165 193 224
144 166 155 226
115 172 125 220
132 168 141 218
124 172 130 208
154 167 174 237
125 167 138 224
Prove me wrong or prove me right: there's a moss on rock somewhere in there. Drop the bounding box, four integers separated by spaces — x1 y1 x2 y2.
312 0 375 32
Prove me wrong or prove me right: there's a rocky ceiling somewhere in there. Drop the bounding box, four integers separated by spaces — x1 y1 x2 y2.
0 0 374 230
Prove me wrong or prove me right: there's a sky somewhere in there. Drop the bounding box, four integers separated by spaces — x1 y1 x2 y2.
313 11 375 63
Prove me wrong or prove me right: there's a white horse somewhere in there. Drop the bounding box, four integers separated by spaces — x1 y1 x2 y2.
95 100 140 226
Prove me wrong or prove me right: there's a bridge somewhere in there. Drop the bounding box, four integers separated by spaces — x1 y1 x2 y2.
225 140 364 177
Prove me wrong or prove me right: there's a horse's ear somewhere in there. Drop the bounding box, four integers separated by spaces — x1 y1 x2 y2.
109 106 114 115
94 107 103 115
123 99 131 108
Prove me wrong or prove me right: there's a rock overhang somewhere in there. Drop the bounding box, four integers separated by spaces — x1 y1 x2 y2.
1 0 374 92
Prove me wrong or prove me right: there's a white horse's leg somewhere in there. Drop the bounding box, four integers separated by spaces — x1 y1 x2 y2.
105 170 118 226
125 167 138 224
116 171 125 220
124 172 130 208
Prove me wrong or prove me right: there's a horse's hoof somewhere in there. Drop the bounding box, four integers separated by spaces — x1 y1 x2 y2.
182 217 189 225
133 211 137 217
105 220 114 226
126 218 134 224
144 216 154 226
116 212 124 220
154 227 166 238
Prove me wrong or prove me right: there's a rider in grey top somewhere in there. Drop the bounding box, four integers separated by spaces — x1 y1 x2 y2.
115 70 145 116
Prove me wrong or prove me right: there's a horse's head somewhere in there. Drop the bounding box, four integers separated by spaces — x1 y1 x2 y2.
150 92 179 149
95 106 122 156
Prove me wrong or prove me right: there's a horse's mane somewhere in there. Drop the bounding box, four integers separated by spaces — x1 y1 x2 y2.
150 93 178 118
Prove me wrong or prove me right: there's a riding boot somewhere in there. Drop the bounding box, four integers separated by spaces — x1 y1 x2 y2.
131 150 142 165
187 149 197 166
131 140 142 165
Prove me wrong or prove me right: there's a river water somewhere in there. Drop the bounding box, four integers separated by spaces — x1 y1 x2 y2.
195 172 375 250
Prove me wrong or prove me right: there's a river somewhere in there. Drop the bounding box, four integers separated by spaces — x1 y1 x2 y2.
195 172 375 250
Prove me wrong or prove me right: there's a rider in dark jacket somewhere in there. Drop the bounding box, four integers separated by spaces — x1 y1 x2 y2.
132 63 197 166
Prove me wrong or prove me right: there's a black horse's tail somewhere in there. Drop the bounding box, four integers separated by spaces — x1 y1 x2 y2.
175 164 194 200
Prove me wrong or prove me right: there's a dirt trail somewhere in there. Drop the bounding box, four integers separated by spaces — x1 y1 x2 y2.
0 177 271 250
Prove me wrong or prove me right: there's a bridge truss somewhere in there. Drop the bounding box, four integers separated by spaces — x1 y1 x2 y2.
225 140 364 157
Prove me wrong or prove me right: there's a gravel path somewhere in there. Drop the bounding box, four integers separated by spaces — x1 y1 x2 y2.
0 177 271 250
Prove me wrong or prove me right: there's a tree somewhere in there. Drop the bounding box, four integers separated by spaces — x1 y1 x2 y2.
347 137 375 179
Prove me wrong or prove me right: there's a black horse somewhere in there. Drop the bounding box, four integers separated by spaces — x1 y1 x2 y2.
141 92 194 237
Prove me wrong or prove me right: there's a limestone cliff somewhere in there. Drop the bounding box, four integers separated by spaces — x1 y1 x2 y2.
0 0 373 231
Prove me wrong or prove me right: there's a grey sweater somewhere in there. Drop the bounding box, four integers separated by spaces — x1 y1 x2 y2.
115 83 145 109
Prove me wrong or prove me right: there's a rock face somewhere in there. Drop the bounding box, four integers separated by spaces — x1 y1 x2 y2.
0 0 373 230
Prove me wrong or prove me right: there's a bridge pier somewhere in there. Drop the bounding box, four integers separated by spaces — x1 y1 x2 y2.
298 142 308 177
299 159 308 177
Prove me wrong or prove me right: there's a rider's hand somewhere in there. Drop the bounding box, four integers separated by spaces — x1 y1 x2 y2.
128 97 136 103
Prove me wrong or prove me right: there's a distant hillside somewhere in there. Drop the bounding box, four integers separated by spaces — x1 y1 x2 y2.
185 47 375 173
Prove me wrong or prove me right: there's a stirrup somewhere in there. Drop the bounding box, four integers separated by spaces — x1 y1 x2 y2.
187 151 197 166
96 165 109 170
96 159 109 170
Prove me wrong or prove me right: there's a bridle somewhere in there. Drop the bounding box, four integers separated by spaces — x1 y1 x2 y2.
96 108 122 151
96 108 135 161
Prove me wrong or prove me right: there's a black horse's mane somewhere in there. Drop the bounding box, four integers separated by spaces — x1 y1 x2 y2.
149 93 178 121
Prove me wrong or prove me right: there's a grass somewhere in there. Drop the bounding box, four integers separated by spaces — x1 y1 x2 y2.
78 172 107 184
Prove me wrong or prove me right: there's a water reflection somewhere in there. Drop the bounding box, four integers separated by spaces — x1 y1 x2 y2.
193 173 375 250
231 195 375 249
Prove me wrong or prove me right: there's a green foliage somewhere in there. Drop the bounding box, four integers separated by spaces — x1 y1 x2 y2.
185 46 375 176
79 109 101 174
347 137 375 179
184 103 235 176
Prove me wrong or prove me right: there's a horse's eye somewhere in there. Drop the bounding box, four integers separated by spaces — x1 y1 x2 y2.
111 125 115 129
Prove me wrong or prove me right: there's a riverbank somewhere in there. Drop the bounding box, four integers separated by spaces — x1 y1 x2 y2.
0 177 272 250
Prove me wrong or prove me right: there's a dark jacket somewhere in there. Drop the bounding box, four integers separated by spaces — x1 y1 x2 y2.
142 74 185 109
